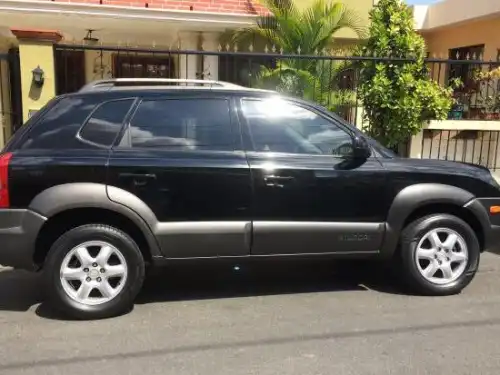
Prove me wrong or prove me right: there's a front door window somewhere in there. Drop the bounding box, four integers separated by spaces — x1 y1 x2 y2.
241 98 354 158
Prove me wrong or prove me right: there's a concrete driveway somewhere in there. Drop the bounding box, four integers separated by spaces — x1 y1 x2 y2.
1 253 500 375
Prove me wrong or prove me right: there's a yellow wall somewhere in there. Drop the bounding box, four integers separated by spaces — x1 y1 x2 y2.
422 16 500 60
295 0 373 39
18 41 56 122
85 50 113 83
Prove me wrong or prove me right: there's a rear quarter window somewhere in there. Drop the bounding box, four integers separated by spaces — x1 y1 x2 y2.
15 96 134 150
78 99 135 147
16 96 99 150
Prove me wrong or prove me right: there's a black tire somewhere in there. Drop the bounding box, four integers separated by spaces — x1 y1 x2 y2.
44 224 145 320
398 213 480 296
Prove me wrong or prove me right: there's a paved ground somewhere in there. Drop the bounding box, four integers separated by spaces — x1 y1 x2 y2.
1 254 500 375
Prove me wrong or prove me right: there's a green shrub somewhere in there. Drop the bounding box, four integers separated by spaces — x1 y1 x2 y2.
358 0 459 148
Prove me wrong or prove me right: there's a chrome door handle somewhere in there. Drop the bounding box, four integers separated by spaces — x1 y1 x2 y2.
119 173 156 179
263 175 294 181
119 173 157 187
263 175 294 187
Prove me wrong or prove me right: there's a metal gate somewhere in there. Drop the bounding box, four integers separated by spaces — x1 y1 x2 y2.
0 48 22 145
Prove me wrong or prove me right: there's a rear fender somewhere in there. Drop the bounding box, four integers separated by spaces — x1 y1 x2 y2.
29 183 162 257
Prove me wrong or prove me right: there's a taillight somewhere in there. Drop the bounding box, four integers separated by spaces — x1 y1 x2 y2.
0 152 12 208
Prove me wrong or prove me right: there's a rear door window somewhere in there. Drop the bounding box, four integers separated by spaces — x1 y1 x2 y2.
124 98 235 151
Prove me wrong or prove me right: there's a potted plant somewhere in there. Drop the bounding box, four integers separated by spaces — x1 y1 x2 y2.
473 67 500 120
448 91 466 120
476 94 500 120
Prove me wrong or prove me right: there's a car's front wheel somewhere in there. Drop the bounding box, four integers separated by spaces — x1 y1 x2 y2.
399 213 480 295
44 224 145 319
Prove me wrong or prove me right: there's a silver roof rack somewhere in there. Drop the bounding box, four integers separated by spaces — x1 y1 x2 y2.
79 78 243 92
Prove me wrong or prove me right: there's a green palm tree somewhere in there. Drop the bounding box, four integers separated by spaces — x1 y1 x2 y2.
233 0 366 112
235 0 366 55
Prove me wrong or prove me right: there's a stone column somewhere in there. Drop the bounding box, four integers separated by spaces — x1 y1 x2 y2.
201 32 220 81
10 28 62 123
177 32 199 80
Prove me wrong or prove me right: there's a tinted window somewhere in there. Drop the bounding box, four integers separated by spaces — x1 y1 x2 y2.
241 98 354 157
18 96 99 150
79 99 134 147
129 98 233 151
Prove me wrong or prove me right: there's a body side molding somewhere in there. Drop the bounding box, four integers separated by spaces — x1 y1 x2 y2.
155 221 252 257
252 221 385 255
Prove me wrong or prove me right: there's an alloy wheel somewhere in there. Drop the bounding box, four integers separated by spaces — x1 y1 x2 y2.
414 228 469 285
59 241 128 305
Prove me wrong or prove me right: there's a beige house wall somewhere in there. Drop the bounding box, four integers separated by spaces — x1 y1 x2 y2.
422 15 500 61
420 16 500 117
413 0 500 32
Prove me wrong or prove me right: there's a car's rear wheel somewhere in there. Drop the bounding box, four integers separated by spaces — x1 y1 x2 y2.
44 224 145 319
399 214 480 295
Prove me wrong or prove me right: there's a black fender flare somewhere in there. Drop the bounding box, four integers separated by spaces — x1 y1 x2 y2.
380 183 476 257
29 183 162 257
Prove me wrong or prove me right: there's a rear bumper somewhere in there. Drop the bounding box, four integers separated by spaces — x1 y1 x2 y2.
0 209 46 270
464 198 500 252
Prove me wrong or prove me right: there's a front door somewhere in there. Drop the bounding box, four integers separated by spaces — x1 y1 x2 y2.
107 96 253 258
54 49 86 94
237 97 387 255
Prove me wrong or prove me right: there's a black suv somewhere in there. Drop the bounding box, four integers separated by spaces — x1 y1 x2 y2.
1 78 499 319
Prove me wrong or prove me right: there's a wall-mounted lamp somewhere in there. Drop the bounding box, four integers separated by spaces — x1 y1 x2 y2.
31 66 45 87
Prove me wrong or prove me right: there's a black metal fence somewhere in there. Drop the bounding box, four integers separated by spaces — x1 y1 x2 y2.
0 49 22 144
54 44 500 123
419 129 500 171
53 43 500 167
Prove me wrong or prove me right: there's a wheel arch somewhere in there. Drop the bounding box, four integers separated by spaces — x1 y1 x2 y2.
381 183 482 257
29 183 162 267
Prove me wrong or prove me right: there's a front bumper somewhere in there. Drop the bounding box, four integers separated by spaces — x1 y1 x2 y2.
0 209 46 270
464 198 500 252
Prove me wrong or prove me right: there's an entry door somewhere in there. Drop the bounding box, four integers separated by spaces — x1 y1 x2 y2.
113 55 175 78
238 97 387 255
54 49 86 94
107 96 253 258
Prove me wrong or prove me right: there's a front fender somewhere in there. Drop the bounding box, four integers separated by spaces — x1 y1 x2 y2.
380 183 475 257
29 183 162 257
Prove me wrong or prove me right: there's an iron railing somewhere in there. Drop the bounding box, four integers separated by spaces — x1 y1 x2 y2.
54 44 500 124
418 129 500 171
52 43 500 167
0 49 22 144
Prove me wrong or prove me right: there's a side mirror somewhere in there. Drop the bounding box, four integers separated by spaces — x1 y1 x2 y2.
352 136 371 159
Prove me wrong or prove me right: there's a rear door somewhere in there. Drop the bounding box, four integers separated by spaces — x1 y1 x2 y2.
107 95 253 258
